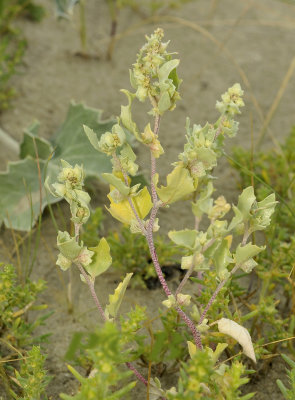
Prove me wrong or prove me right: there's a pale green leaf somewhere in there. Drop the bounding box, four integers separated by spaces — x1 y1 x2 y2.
0 103 115 230
86 238 112 279
120 89 141 140
57 231 82 260
168 229 198 249
187 341 197 358
228 205 244 231
213 239 232 279
105 273 133 318
158 91 171 114
191 182 214 218
211 343 228 364
120 143 136 162
102 173 130 196
237 186 256 219
107 186 152 224
158 59 180 82
156 165 195 204
83 125 100 151
235 243 264 265
195 147 217 170
20 124 53 160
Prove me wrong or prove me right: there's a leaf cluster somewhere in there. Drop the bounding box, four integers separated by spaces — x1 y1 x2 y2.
231 128 295 346
0 263 47 347
0 0 45 111
50 29 278 399
11 346 51 400
277 354 295 400
60 322 136 400
0 264 50 398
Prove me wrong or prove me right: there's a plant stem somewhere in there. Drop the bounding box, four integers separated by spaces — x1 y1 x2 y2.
146 229 202 349
175 306 203 350
76 262 107 321
198 263 240 325
176 238 216 296
145 228 172 297
126 362 147 385
74 223 147 386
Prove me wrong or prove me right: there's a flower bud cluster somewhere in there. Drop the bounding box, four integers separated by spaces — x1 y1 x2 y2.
132 28 167 101
141 123 164 158
178 121 217 180
131 28 180 114
216 83 245 117
98 123 126 156
46 161 95 272
118 153 138 176
208 196 231 221
49 160 90 225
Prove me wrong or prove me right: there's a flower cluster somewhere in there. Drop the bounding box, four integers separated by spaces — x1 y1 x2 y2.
98 123 126 156
131 28 181 115
46 161 96 271
216 83 245 116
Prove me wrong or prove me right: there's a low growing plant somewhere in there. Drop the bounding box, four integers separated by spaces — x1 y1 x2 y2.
0 0 45 111
230 129 295 351
0 263 50 397
47 28 277 398
277 353 295 400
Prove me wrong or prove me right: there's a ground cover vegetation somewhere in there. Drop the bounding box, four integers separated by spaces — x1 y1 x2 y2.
1 3 295 398
0 0 44 111
44 28 284 399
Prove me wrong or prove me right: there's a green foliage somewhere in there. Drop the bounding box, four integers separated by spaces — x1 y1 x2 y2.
11 346 51 400
61 322 136 400
231 128 295 346
0 3 25 111
0 263 47 347
166 348 254 399
0 103 116 231
0 264 50 398
0 0 45 111
51 29 277 399
277 354 295 400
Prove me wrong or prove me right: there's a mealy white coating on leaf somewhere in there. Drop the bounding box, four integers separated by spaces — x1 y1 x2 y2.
217 318 256 363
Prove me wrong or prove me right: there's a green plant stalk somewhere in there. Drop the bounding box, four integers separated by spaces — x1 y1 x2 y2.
79 0 87 53
106 0 118 60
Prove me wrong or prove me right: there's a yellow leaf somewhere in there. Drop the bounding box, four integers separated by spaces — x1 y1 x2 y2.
107 186 152 224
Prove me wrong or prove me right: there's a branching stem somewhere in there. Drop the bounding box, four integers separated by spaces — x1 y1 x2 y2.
198 263 240 325
176 238 216 296
74 223 147 386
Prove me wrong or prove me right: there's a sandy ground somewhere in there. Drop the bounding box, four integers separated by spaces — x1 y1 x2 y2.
1 0 295 398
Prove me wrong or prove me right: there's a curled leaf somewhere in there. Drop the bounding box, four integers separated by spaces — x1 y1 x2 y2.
217 318 256 363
